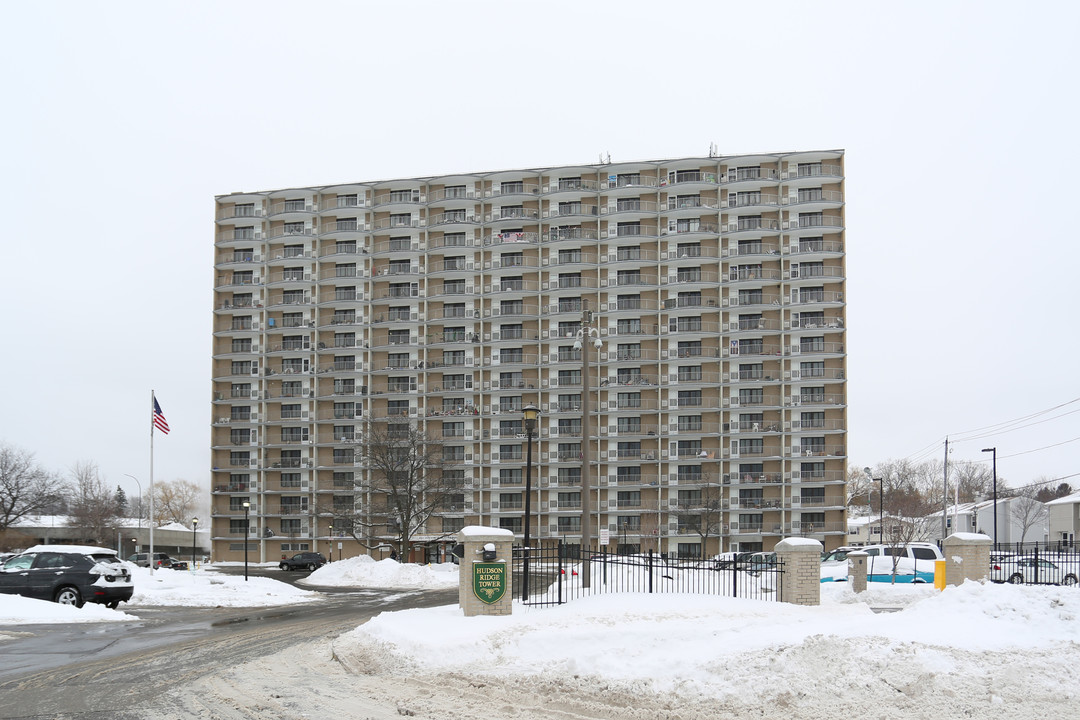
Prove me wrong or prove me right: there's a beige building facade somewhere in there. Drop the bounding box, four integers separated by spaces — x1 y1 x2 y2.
211 151 847 563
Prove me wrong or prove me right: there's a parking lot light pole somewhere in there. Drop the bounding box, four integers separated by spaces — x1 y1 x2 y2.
191 517 198 568
982 447 997 548
242 502 250 581
522 403 539 602
573 311 604 589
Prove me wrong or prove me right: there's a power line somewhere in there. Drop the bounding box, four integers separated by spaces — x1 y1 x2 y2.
998 435 1080 459
949 396 1080 442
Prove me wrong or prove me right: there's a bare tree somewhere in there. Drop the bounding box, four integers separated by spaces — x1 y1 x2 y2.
321 423 459 560
66 461 120 544
1012 492 1048 544
0 443 66 532
667 471 722 558
153 479 202 525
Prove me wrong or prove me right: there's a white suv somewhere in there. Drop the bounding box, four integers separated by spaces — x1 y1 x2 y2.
860 543 943 583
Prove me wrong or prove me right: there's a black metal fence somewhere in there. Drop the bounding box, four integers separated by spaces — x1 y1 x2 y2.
513 543 784 607
990 544 1080 586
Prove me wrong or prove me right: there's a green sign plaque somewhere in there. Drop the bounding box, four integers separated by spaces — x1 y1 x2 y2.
472 562 507 604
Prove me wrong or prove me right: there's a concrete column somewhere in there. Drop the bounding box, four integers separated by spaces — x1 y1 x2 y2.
458 526 515 617
775 537 823 606
846 550 868 593
942 532 992 587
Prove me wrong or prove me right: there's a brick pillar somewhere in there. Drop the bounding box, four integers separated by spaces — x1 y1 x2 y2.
942 532 992 587
458 526 515 617
847 550 868 593
775 537 823 606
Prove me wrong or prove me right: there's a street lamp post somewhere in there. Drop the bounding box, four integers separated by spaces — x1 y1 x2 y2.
521 403 539 602
863 468 883 543
123 474 143 530
191 517 198 568
982 447 998 548
242 502 250 581
573 311 604 589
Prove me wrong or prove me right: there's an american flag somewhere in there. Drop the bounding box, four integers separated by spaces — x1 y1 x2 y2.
153 397 170 435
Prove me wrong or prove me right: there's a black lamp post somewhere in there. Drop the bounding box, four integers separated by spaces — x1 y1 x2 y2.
242 502 250 581
191 517 198 568
982 447 997 548
521 403 539 602
863 467 883 543
329 524 334 563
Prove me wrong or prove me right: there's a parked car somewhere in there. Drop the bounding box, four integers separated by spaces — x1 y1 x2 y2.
991 554 1079 586
127 552 176 568
713 552 754 570
279 552 327 571
169 559 190 571
0 544 133 608
861 543 943 583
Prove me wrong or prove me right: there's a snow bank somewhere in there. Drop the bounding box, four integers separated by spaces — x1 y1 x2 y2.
336 580 1080 707
301 556 459 589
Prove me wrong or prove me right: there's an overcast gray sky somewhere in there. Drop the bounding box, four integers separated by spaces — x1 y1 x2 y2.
3 0 1077 502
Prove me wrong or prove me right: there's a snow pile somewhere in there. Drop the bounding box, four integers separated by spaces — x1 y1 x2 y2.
302 556 459 589
0 594 139 624
335 580 1080 711
128 566 319 607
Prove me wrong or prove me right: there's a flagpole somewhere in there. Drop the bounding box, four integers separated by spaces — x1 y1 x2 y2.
149 390 155 574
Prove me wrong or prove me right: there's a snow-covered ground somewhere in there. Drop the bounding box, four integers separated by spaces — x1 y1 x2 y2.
3 560 1079 718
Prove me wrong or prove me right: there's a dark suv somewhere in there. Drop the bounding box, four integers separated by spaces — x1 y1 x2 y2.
0 545 134 608
279 552 327 571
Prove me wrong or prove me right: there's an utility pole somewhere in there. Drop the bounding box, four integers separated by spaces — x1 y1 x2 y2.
942 437 949 541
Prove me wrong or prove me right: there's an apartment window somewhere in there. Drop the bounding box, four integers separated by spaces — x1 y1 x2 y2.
558 467 581 485
499 468 523 485
499 372 523 388
798 187 823 203
280 404 301 420
557 394 581 412
282 312 305 328
676 218 700 234
800 361 826 378
551 491 579 509
230 428 251 445
558 297 582 313
801 336 826 353
618 441 641 458
615 343 641 360
738 388 764 405
388 259 411 275
737 216 762 231
799 236 824 252
738 289 763 305
800 462 825 480
282 380 303 397
677 415 703 432
616 392 641 408
500 348 523 363
230 406 251 422
801 437 826 455
677 390 702 407
390 213 412 228
678 366 702 382
231 338 252 354
333 378 354 395
230 360 252 375
617 467 640 483
676 317 702 332
443 303 466 318
283 221 305 236
442 397 466 413
616 270 641 286
799 212 824 228
499 445 522 460
797 162 823 177
500 181 524 194
558 418 582 436
499 396 523 413
557 443 582 460
678 465 702 483
229 451 250 467
557 321 581 338
499 517 522 533
739 438 764 455
389 236 411 251
616 222 640 237
557 516 581 533
499 419 524 436
617 416 640 433
557 369 581 387
558 201 582 216
616 318 642 335
229 519 250 535
799 287 825 303
442 232 466 247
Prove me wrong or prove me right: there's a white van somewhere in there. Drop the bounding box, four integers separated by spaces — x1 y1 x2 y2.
861 543 943 583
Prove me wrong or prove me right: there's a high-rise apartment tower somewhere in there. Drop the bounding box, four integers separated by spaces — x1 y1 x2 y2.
211 151 847 562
